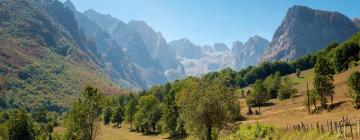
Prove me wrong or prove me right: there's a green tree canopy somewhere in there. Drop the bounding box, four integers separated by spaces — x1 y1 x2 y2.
347 71 360 108
176 77 236 140
103 107 112 125
314 56 334 76
278 77 297 100
246 80 269 110
267 72 281 99
7 108 34 140
133 94 161 133
125 98 137 129
313 75 334 109
111 106 124 127
64 86 103 140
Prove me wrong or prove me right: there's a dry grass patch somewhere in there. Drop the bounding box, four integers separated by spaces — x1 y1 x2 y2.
241 66 360 128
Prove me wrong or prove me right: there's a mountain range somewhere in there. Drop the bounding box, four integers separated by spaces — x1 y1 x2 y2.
0 0 359 98
169 36 269 76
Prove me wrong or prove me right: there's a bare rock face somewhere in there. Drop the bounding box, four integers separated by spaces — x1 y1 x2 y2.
232 36 269 70
212 43 230 52
168 39 203 59
262 5 359 62
354 18 360 28
84 9 169 87
64 0 147 89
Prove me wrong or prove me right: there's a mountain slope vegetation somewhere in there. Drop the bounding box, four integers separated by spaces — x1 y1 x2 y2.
0 0 122 112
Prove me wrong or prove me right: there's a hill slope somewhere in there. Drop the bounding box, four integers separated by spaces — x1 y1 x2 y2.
0 0 122 112
242 66 360 128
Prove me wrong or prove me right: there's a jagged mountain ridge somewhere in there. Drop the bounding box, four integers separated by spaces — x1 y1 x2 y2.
83 9 170 87
232 36 269 70
262 5 360 62
169 36 270 76
84 9 186 84
63 0 147 88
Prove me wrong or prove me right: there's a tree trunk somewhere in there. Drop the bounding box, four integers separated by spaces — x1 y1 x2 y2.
322 93 326 109
207 125 212 140
313 101 317 113
307 83 310 114
330 94 334 109
258 106 261 114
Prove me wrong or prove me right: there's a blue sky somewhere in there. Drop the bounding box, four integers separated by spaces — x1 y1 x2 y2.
62 0 360 47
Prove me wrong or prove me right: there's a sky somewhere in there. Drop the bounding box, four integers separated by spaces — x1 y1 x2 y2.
61 0 360 47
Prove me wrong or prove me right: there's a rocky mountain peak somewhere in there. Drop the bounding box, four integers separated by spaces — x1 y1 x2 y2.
84 9 122 32
232 36 269 70
261 5 359 62
354 18 360 28
168 38 202 59
212 43 230 52
63 0 76 12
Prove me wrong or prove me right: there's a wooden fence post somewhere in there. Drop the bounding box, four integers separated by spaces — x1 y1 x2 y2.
357 120 359 137
306 124 309 131
330 121 333 133
317 122 320 132
350 124 353 138
344 123 346 138
307 82 310 114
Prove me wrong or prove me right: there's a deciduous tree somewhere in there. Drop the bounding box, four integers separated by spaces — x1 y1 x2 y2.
65 86 103 140
133 94 161 133
278 77 297 100
246 80 269 113
125 99 137 130
176 77 237 140
103 107 112 125
112 106 124 128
